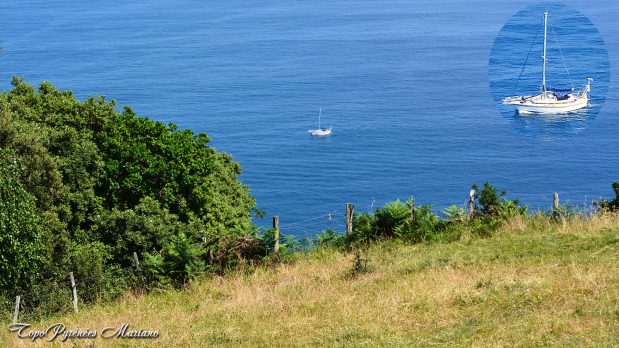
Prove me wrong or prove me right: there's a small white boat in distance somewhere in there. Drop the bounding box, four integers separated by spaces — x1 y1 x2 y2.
308 108 332 136
503 11 591 114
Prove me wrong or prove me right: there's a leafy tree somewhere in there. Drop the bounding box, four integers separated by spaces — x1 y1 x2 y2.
4 77 256 234
95 106 255 235
5 78 255 242
0 158 44 293
1 78 259 311
91 197 190 267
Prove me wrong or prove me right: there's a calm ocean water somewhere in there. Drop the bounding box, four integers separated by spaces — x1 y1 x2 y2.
1 1 618 237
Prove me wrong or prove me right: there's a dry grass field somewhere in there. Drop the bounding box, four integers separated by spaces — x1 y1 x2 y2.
2 214 619 347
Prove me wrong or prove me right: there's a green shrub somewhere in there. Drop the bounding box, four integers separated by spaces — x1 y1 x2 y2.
347 247 371 278
91 197 182 267
472 182 506 216
143 233 205 287
375 200 410 238
471 182 527 221
68 242 128 303
0 159 44 294
316 229 346 248
594 182 619 212
259 227 313 256
443 205 466 222
552 203 580 219
350 212 377 244
348 199 442 244
497 200 528 220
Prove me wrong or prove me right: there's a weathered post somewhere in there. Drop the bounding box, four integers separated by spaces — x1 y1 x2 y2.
69 272 78 313
553 192 559 216
273 216 280 253
133 252 141 272
469 189 476 217
13 295 20 324
346 203 354 235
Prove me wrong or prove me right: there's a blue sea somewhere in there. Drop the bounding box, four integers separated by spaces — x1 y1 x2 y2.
1 0 618 237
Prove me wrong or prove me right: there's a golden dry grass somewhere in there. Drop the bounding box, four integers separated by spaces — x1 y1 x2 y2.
2 214 619 347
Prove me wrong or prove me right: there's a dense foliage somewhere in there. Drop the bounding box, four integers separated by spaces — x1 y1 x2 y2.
0 161 43 293
0 79 260 317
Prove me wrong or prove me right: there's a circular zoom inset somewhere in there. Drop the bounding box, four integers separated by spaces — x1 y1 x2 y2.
489 3 610 138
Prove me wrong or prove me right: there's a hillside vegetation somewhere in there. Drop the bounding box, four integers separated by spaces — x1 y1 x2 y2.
2 213 619 347
2 79 619 346
1 78 258 316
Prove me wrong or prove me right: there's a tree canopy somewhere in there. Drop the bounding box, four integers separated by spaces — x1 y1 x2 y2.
0 78 257 304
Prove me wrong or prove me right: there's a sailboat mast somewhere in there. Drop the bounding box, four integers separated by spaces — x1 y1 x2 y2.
318 108 322 129
542 11 548 98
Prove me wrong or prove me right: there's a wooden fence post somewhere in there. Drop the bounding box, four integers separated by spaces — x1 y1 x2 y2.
69 272 78 313
553 192 559 216
13 295 20 324
273 216 279 253
469 189 476 217
346 203 354 235
133 252 141 272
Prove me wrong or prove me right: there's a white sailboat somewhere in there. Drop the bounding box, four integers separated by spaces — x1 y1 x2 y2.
503 11 591 114
307 108 332 136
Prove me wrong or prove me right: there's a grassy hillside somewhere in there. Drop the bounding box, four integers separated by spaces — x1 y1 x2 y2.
3 213 619 347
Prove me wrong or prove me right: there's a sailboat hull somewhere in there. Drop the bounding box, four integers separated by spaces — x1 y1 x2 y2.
508 94 589 114
308 127 332 136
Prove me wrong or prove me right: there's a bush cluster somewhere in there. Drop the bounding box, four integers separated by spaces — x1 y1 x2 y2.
336 182 528 247
0 79 261 318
